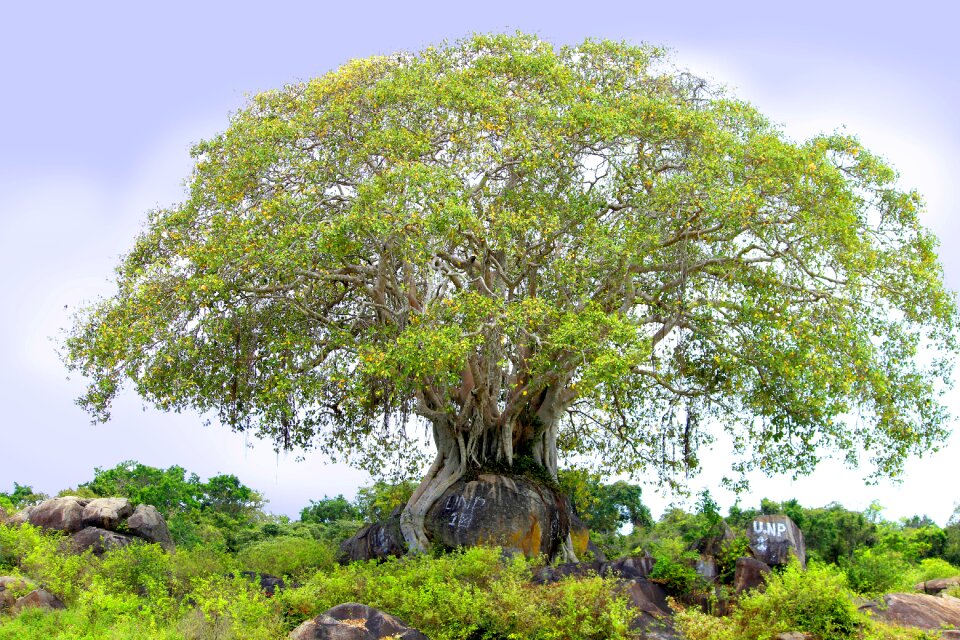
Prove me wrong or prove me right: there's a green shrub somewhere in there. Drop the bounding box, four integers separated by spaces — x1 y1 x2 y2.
676 561 862 640
282 546 635 640
179 574 283 640
648 537 701 594
907 557 960 584
843 548 911 596
236 536 337 580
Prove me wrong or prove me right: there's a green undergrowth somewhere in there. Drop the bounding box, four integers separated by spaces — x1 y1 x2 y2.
0 523 636 640
673 560 940 640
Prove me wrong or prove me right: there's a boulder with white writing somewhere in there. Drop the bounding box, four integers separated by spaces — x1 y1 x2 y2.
747 515 806 568
424 474 571 559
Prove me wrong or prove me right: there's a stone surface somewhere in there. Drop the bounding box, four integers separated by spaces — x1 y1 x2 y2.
531 554 656 585
747 515 806 567
81 498 133 530
289 602 428 639
12 588 66 613
695 555 718 583
126 504 174 550
236 571 286 597
339 509 407 563
622 579 679 638
859 592 960 630
72 526 137 556
734 556 771 593
0 576 37 611
27 496 89 533
915 576 960 595
424 473 570 559
774 633 814 640
5 507 32 526
569 512 607 562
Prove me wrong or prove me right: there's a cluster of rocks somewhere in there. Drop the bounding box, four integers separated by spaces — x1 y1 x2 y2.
290 602 428 640
0 576 65 616
2 495 174 555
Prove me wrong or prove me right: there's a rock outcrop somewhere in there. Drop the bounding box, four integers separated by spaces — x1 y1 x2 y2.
859 592 960 630
915 576 960 595
81 498 133 530
12 588 66 613
289 602 428 639
340 473 576 562
72 526 137 556
747 515 806 568
531 554 655 585
9 496 174 553
339 509 407 563
26 496 87 533
126 504 174 551
0 576 36 612
734 556 771 593
424 474 571 559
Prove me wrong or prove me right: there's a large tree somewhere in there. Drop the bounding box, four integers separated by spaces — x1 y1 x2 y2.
64 34 957 553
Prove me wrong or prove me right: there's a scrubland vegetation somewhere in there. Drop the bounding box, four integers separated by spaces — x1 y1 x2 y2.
2 462 959 639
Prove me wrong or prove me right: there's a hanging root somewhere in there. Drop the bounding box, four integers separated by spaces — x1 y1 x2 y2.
399 430 466 553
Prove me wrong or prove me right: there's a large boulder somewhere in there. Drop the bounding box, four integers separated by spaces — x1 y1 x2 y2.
12 588 66 613
569 512 607 561
289 602 428 639
126 504 174 550
859 593 960 630
339 510 406 563
4 507 33 527
916 576 960 595
747 515 806 567
424 473 570 559
734 556 771 593
0 576 36 611
26 496 89 533
72 526 137 556
622 579 674 635
81 498 133 530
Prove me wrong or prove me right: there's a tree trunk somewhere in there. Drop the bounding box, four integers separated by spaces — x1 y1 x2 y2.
399 402 578 561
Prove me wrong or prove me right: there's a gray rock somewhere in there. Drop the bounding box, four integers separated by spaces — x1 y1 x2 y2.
569 512 607 562
27 496 89 533
424 474 570 560
289 602 428 639
126 504 174 550
774 634 814 640
12 588 66 613
81 497 133 530
339 508 406 564
5 507 33 527
747 515 806 567
0 576 36 611
734 556 771 593
859 592 960 630
696 555 718 583
915 576 960 595
623 579 673 634
72 526 137 556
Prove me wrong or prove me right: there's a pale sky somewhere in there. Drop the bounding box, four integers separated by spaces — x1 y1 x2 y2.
1 1 957 523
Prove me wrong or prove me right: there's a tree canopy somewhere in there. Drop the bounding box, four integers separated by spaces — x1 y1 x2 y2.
65 33 956 512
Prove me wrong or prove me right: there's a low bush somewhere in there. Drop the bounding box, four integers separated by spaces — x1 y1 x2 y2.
675 561 862 640
236 535 338 580
843 548 911 596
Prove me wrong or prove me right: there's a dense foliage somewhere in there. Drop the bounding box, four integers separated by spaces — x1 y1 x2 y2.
3 466 960 639
63 34 956 514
